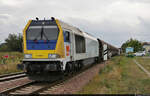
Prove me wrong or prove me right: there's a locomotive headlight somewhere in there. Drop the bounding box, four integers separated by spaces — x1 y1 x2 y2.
48 54 60 59
24 54 32 59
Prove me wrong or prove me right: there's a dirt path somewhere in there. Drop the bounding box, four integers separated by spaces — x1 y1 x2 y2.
40 62 107 94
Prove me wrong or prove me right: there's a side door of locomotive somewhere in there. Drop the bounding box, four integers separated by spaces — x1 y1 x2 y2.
63 29 74 61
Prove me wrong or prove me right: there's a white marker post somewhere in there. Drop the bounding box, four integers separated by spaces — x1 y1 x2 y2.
103 44 108 69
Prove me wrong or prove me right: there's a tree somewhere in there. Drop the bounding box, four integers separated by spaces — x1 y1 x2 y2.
0 43 9 51
0 33 23 52
121 38 143 53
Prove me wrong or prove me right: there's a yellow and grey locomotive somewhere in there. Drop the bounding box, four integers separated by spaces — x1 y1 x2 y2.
18 17 119 81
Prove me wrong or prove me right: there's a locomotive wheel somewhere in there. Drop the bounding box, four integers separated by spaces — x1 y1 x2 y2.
73 62 78 72
64 63 72 75
77 62 82 70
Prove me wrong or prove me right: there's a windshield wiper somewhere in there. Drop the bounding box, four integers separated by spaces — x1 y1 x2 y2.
33 26 49 42
33 31 41 42
42 32 49 41
41 26 49 42
33 26 45 41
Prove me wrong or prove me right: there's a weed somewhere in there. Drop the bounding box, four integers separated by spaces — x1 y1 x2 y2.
78 56 150 94
99 65 113 74
0 52 23 75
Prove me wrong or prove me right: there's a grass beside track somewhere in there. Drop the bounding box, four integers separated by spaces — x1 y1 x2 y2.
0 52 23 75
78 56 150 94
135 57 150 72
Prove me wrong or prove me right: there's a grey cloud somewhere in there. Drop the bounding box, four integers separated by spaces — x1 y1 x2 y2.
127 0 150 3
0 0 150 47
0 14 11 19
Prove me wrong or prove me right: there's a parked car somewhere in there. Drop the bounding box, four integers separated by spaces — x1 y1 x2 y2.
134 51 146 56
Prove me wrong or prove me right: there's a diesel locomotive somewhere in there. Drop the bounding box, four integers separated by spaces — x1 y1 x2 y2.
18 17 119 81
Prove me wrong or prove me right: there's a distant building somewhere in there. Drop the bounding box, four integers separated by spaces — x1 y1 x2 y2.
142 42 150 53
119 48 122 54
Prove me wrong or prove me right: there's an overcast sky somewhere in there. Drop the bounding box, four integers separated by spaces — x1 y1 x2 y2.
0 0 150 47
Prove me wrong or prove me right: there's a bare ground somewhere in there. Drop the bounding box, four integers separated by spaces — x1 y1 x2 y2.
40 62 108 94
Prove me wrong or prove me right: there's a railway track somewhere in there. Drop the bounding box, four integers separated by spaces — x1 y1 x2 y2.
0 73 77 95
0 81 35 94
4 80 65 95
0 72 26 82
0 63 100 95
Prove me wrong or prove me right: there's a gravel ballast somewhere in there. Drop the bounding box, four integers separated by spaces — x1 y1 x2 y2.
0 77 32 92
40 62 107 94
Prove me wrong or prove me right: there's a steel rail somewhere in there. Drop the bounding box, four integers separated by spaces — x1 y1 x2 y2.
0 72 25 78
0 81 36 94
0 73 26 82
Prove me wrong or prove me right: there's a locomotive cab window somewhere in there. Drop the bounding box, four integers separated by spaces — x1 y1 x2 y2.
75 34 86 53
65 31 70 42
26 26 59 41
